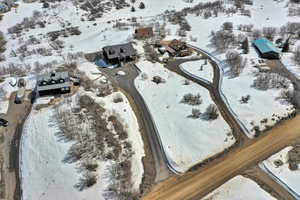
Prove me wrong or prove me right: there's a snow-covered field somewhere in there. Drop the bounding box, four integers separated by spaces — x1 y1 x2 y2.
263 146 300 196
281 52 300 79
221 59 294 137
178 0 297 138
185 0 300 50
135 59 235 172
20 83 145 199
180 59 214 83
202 175 276 200
21 99 108 200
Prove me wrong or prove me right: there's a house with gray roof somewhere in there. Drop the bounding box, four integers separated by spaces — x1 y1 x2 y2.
37 71 71 96
102 43 137 65
252 38 280 59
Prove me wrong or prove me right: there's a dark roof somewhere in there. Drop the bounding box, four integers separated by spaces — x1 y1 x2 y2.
252 38 280 54
103 43 136 60
37 71 71 92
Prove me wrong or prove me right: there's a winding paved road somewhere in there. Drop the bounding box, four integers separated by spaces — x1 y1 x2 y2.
98 65 174 182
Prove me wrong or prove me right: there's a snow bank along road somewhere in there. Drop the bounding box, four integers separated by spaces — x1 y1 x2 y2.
143 114 300 200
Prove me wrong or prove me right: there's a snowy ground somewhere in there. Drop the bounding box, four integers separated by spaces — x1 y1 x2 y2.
221 60 294 137
20 85 145 199
180 59 214 83
174 0 297 138
185 0 300 50
202 175 276 200
135 59 235 172
281 52 300 79
20 99 108 200
263 146 300 195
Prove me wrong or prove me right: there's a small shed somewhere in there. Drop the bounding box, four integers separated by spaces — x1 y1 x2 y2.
252 38 280 59
134 27 154 39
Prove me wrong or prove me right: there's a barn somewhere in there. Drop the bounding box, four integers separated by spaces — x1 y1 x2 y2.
252 38 280 59
134 27 154 39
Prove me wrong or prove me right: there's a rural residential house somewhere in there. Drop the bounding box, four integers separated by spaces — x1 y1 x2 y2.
134 27 154 39
252 38 280 59
37 71 71 96
102 43 137 65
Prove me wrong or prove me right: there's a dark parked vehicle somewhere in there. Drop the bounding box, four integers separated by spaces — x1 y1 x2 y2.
0 118 8 127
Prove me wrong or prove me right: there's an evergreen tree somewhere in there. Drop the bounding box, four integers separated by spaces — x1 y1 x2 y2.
282 38 290 52
241 37 249 54
139 2 145 9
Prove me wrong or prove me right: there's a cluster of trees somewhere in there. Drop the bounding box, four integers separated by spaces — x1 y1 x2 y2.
252 73 291 90
55 93 134 193
181 93 202 105
188 104 219 120
0 31 6 62
226 50 247 77
131 1 146 12
8 11 45 35
211 30 235 51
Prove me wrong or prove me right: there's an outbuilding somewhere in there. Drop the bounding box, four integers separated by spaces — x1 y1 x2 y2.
252 38 280 59
134 27 154 39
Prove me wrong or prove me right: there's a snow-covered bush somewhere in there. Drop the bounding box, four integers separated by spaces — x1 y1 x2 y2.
112 93 123 103
211 30 235 51
180 93 202 105
188 108 201 119
226 50 247 77
203 104 219 120
252 73 291 90
240 94 251 104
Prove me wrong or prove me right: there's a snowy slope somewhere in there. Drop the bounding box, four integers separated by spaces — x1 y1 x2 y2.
135 59 235 172
20 101 108 200
202 175 276 200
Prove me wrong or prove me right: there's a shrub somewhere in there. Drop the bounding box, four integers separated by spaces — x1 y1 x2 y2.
203 104 219 120
240 95 250 104
113 94 123 103
180 93 202 105
188 108 201 119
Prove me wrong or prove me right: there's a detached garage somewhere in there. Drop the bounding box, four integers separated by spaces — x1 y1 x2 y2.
252 38 280 59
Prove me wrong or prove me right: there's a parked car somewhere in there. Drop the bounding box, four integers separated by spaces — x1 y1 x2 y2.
0 118 8 127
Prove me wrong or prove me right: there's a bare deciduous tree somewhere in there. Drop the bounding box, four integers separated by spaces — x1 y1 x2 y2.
226 50 247 77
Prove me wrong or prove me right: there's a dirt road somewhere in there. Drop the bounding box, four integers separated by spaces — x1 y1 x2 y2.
143 115 300 200
244 166 295 200
0 92 31 200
